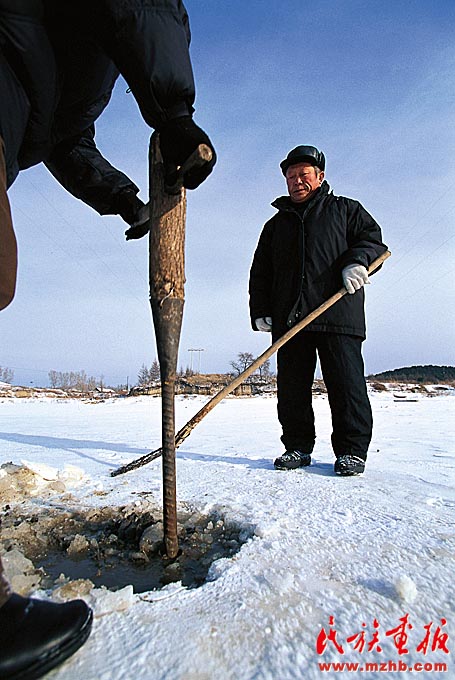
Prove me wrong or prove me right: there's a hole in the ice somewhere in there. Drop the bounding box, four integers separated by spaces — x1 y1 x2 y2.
1 504 251 593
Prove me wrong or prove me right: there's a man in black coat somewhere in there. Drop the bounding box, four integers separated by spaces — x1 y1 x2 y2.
249 145 387 476
0 0 216 310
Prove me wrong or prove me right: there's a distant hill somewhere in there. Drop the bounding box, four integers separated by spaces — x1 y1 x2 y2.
369 365 455 384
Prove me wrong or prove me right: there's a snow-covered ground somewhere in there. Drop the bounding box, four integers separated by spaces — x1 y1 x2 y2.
0 390 454 679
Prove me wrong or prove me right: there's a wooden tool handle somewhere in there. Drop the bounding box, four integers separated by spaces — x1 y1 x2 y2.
165 143 213 194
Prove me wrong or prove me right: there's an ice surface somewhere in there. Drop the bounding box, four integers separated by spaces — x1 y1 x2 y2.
0 391 454 679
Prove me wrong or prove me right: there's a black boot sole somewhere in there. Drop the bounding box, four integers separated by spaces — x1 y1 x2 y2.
274 457 311 470
335 468 364 476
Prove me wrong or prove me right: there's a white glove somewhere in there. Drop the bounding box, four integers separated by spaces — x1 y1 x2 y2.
255 316 272 332
342 264 369 294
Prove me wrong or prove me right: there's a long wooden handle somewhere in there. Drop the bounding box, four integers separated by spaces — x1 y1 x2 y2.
111 250 391 476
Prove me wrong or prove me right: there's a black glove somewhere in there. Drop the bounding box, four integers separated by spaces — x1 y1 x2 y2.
114 187 144 224
159 116 216 190
113 187 150 240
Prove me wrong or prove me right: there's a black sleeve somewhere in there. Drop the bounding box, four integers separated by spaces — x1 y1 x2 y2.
339 200 388 274
178 0 191 43
91 0 196 128
45 126 139 216
43 0 198 215
249 222 274 330
45 0 196 133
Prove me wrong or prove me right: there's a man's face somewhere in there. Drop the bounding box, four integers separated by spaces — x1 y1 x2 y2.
285 162 324 203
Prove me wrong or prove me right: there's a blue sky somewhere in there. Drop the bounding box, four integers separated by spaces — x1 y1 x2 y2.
2 0 454 386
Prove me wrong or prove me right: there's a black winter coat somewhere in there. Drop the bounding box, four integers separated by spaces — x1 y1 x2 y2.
1 0 195 208
249 181 388 341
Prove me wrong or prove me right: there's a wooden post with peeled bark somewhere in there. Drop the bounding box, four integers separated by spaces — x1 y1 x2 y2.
148 133 212 558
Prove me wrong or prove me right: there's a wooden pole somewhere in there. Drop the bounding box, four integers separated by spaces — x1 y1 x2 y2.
149 133 183 558
147 134 213 558
113 250 391 479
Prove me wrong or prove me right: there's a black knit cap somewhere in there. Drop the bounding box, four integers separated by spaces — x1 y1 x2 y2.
280 145 326 175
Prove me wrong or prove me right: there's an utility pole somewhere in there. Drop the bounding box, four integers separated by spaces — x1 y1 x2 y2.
188 348 204 374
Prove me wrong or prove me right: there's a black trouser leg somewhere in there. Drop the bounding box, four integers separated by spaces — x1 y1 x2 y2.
277 332 317 452
318 334 372 459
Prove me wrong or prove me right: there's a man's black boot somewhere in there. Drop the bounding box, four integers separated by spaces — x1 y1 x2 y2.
274 450 311 470
0 594 93 680
334 454 366 476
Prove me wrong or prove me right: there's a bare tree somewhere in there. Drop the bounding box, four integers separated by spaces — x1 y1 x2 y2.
230 352 254 376
48 370 59 388
47 370 98 391
0 366 14 383
257 358 272 380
